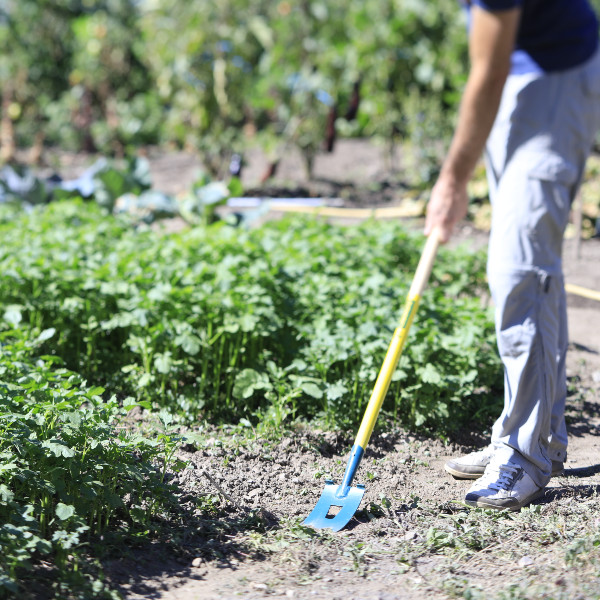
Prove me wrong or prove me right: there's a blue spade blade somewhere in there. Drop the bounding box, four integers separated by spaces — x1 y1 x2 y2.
302 481 366 532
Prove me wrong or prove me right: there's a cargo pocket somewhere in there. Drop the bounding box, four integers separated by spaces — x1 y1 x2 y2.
523 153 576 258
527 154 578 186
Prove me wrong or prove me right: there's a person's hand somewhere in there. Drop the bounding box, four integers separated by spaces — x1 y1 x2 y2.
424 174 469 243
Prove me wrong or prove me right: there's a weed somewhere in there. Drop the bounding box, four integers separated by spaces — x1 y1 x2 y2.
343 540 371 576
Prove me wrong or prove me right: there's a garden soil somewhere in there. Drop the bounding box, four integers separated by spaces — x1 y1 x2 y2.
95 141 600 600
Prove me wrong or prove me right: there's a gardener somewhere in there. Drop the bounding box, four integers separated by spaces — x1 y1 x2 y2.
424 0 600 510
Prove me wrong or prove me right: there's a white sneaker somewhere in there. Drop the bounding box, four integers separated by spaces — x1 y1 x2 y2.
445 446 564 480
464 460 544 511
444 445 495 479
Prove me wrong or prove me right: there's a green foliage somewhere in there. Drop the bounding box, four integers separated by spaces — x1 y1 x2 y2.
0 0 469 176
0 197 504 594
0 199 502 433
0 336 180 597
0 0 155 154
0 1 76 146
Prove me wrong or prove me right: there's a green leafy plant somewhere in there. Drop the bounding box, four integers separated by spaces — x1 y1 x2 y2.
1 1 471 176
0 199 501 435
0 334 182 597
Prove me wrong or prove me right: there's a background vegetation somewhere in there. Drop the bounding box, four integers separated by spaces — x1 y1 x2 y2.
0 0 470 179
3 1 599 178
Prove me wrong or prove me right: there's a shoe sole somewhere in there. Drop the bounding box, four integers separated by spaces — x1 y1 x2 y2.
444 463 485 480
465 488 546 512
445 462 564 480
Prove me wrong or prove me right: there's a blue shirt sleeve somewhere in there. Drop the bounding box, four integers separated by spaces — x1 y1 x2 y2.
471 0 522 9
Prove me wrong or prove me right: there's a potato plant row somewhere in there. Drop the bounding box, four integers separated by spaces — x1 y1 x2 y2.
1 200 502 431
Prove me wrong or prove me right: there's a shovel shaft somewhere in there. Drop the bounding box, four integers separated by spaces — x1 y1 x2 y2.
353 230 441 460
355 295 420 450
338 443 364 496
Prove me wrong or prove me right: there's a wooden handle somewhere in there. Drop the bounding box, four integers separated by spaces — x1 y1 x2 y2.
409 228 441 298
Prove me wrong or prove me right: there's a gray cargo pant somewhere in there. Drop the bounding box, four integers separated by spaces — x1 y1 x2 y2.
485 49 600 488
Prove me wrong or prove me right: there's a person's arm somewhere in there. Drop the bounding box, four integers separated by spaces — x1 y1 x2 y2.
424 5 521 242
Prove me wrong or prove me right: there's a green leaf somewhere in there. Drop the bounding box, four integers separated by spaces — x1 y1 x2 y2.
233 369 272 400
326 381 348 401
176 332 201 356
3 306 22 327
301 382 323 399
59 411 83 427
36 328 56 343
42 440 76 458
0 484 14 503
87 386 106 397
55 503 75 520
420 363 442 385
154 352 173 375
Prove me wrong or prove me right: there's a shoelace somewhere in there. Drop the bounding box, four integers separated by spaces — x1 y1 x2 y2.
486 463 520 492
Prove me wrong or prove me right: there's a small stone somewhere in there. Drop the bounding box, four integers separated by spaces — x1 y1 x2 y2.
191 557 204 568
518 556 534 567
404 530 417 541
246 488 261 499
286 591 295 598
592 371 600 384
250 582 268 591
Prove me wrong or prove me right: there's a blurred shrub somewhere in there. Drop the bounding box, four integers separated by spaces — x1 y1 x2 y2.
2 0 468 177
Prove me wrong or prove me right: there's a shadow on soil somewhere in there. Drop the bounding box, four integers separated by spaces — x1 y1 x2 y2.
244 176 412 207
540 482 600 505
571 341 600 354
562 464 600 478
565 419 600 438
565 372 600 437
103 508 279 599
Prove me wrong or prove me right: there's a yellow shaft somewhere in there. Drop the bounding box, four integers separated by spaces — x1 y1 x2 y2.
353 229 440 451
355 293 420 449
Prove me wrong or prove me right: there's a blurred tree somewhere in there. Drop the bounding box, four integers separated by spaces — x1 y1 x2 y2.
0 0 155 159
138 0 274 177
0 0 77 161
59 0 157 154
0 0 472 180
139 0 468 179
